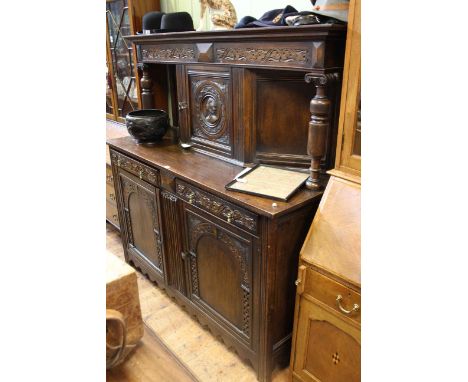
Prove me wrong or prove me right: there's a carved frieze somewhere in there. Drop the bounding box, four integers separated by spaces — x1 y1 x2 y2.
176 182 257 232
111 151 159 186
142 47 195 62
216 47 309 66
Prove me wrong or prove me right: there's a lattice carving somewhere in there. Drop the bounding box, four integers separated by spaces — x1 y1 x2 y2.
190 256 199 296
242 288 250 336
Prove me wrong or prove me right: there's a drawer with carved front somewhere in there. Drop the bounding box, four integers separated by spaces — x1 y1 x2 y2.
175 179 258 234
110 150 159 187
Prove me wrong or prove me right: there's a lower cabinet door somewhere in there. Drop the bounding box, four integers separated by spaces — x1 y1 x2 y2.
292 296 361 382
182 204 254 347
117 169 165 283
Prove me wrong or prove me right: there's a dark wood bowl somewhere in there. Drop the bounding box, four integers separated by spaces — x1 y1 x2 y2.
125 109 170 144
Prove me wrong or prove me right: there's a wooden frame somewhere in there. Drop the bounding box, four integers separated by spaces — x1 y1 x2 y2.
332 0 361 182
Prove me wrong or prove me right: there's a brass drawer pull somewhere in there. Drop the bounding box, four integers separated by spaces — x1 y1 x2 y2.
336 295 360 315
139 169 144 179
188 193 195 204
226 211 233 223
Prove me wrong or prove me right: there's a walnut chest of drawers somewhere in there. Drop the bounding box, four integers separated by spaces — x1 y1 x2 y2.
290 176 361 382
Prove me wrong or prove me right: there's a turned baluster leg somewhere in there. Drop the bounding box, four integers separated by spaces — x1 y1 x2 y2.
138 63 154 109
304 73 338 190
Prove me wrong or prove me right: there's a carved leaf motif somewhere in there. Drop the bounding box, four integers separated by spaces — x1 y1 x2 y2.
176 183 257 232
142 47 195 61
216 47 309 65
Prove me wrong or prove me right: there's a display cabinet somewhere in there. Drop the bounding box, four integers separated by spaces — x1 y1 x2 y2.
106 0 161 122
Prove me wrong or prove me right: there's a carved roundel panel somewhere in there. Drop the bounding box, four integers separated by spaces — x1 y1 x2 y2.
192 79 228 141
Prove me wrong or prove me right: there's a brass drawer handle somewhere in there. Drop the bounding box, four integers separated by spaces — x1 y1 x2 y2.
336 295 360 315
188 193 195 204
109 193 115 201
139 169 144 179
226 211 233 223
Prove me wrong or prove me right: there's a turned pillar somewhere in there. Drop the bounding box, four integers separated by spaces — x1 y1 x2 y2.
138 63 154 109
304 73 339 190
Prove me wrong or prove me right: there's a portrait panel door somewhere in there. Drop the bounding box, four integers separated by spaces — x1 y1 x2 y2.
176 65 235 161
182 204 255 348
117 169 165 284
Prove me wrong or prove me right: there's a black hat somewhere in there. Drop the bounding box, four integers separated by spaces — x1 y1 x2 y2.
139 11 195 34
160 12 194 32
234 5 299 29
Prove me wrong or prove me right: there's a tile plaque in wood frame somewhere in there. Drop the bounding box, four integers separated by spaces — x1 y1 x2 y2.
225 165 309 201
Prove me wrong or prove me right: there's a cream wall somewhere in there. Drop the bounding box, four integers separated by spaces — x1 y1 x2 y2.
161 0 314 29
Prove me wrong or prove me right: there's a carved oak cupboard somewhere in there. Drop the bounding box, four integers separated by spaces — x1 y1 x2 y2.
109 24 347 382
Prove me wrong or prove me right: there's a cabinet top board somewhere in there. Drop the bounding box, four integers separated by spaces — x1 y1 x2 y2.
107 136 323 218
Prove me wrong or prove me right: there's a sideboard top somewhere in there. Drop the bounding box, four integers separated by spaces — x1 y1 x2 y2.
107 136 323 218
126 24 346 44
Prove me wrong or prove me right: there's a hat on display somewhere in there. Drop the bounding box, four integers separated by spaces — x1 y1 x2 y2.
139 11 195 34
235 5 299 28
142 11 165 34
309 0 349 23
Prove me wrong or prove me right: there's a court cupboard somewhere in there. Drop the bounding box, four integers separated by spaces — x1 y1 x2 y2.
107 21 348 382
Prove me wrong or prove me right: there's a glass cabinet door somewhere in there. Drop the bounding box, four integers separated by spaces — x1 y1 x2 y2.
106 0 138 120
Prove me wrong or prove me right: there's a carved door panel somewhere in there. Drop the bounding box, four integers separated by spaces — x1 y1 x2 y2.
177 65 234 161
182 205 254 347
117 169 165 283
292 296 361 382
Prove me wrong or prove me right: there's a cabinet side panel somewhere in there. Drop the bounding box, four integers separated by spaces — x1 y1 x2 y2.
272 203 318 347
160 191 186 295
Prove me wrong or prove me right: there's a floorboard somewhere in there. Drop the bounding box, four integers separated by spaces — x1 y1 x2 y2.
106 223 290 382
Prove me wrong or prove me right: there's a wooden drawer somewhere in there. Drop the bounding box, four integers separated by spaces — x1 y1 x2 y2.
110 150 160 187
106 200 119 228
106 183 117 204
175 179 258 233
106 164 114 185
303 267 361 324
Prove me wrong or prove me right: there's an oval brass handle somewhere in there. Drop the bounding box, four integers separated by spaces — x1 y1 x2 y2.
139 169 144 179
226 212 233 223
117 158 121 167
336 295 360 315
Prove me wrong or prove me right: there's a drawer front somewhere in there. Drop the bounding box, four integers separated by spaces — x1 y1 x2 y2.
304 267 361 324
110 150 160 187
106 164 114 185
106 201 119 228
106 183 117 204
175 179 258 233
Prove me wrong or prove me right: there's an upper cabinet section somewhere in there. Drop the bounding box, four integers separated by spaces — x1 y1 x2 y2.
333 0 361 182
126 25 346 72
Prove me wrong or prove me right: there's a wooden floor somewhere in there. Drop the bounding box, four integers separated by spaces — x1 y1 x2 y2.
106 223 290 382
